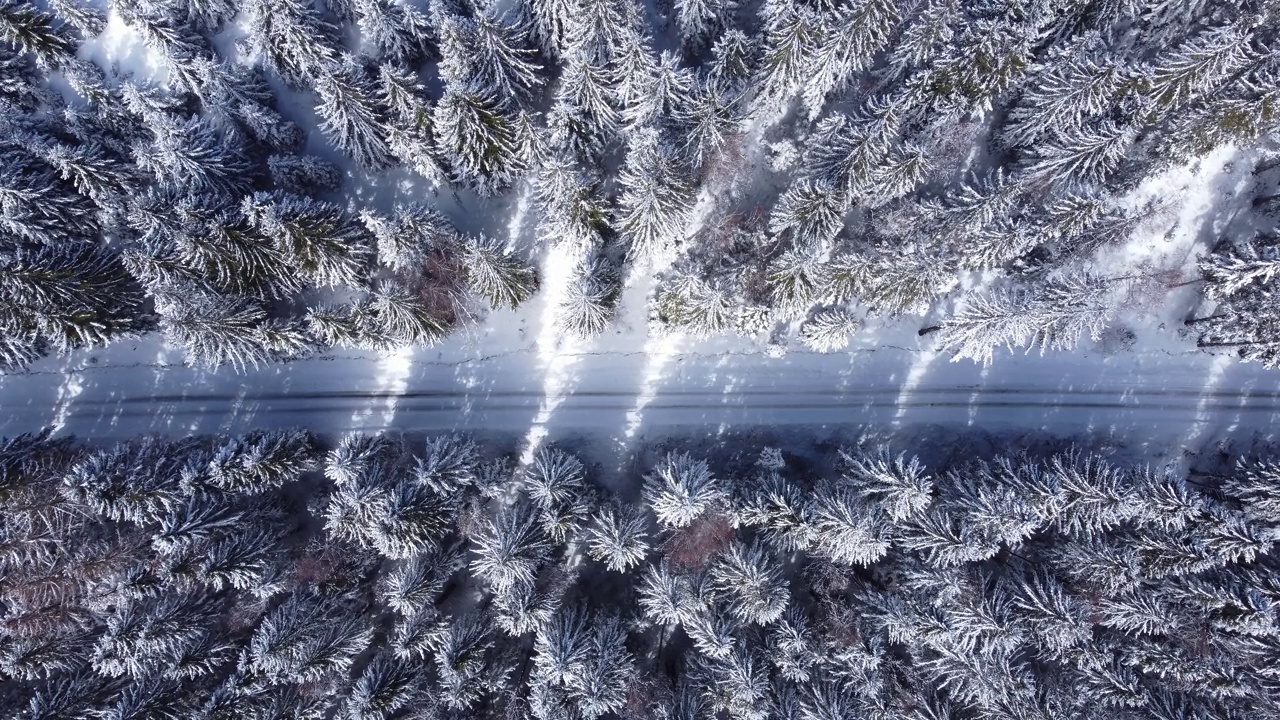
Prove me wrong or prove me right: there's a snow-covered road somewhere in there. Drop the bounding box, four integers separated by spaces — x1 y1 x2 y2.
4 331 1279 459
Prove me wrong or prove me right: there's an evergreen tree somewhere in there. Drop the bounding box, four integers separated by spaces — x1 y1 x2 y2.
242 191 373 288
617 128 694 262
0 0 76 67
710 541 788 625
314 59 396 171
433 89 529 196
675 0 736 51
355 0 435 64
798 309 860 352
461 234 539 309
1141 23 1255 118
471 501 550 590
240 0 340 88
1004 54 1128 148
1023 121 1136 189
0 241 148 368
557 252 620 337
754 3 821 112
584 502 649 571
938 271 1118 365
159 294 293 370
643 452 723 529
801 0 898 117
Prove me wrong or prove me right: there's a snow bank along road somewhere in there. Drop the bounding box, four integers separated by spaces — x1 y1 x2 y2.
4 333 1280 457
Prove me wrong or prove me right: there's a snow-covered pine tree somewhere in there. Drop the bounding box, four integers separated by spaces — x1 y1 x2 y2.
1023 120 1136 190
369 280 451 346
470 501 550 591
159 294 290 370
131 114 253 197
313 58 396 172
0 0 76 68
1003 53 1128 148
268 154 342 195
344 652 425 720
674 0 735 52
204 429 318 495
1139 23 1255 120
809 482 890 565
557 252 620 337
239 0 340 88
753 2 822 113
616 127 694 263
432 88 529 196
460 234 539 309
656 274 737 337
798 308 860 352
623 50 697 131
643 451 723 529
355 0 435 65
801 0 899 118
0 241 148 367
535 155 608 250
584 502 650 572
938 271 1118 365
768 178 848 249
242 191 373 288
709 541 788 625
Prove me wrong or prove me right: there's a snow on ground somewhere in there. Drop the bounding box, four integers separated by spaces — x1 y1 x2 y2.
5 317 1280 468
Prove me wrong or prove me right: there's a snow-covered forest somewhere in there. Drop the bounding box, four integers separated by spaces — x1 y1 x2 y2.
1 0 1279 371
2 425 1280 720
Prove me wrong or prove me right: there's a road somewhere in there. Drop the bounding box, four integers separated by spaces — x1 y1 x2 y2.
3 333 1280 459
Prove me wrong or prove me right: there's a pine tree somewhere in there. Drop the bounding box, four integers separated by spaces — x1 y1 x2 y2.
1004 55 1127 148
0 0 76 67
798 309 860 352
240 0 340 88
557 252 620 337
617 128 694 262
461 234 539 309
433 89 528 196
643 452 723 529
0 241 148 366
380 542 463 615
710 541 788 625
938 272 1118 365
801 0 899 117
656 274 737 337
470 501 550 590
494 575 559 636
355 0 435 64
842 450 934 521
369 281 451 346
585 502 650 571
535 155 609 249
242 191 373 288
675 0 735 51
754 3 822 112
1024 121 1135 189
810 483 889 565
624 50 697 130
159 294 283 370
345 652 425 720
313 59 396 171
1141 24 1254 118
268 153 343 194
769 178 848 248
637 559 690 627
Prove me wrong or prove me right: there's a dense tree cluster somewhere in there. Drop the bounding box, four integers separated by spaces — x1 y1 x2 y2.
3 425 1280 718
0 0 1277 370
